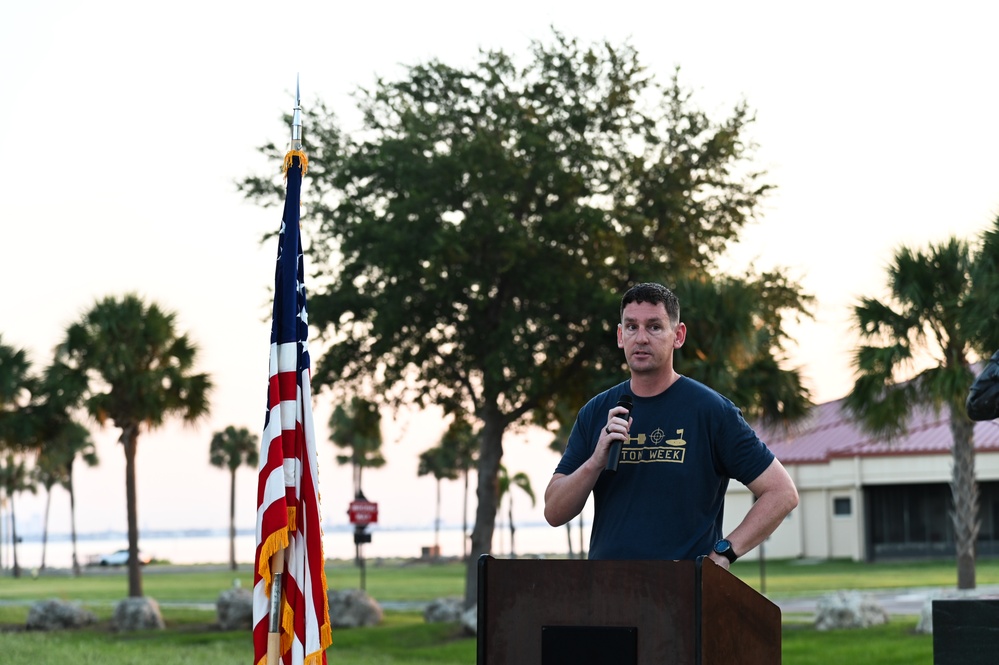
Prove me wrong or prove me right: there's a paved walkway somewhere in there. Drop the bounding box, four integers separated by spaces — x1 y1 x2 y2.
772 585 999 617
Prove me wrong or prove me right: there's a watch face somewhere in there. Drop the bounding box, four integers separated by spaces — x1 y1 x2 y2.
714 539 736 561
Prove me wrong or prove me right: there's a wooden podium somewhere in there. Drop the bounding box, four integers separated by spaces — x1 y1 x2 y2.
477 555 780 665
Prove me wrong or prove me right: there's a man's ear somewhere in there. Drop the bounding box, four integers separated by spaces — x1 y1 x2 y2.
674 322 686 348
617 323 624 348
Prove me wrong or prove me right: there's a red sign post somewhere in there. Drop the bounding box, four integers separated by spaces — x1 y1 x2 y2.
348 500 378 527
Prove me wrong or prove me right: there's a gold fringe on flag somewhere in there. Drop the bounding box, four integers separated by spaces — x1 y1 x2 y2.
283 149 309 176
256 527 290 588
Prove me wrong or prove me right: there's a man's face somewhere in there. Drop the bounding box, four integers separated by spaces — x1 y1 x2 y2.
617 300 686 374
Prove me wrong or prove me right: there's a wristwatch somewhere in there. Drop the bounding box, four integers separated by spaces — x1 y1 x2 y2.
712 539 738 563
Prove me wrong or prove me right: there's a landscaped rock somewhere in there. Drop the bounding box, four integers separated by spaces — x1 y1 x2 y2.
814 591 889 630
460 605 477 636
916 596 936 634
423 597 464 623
26 599 98 630
111 596 166 631
217 586 254 630
915 588 995 634
328 588 383 628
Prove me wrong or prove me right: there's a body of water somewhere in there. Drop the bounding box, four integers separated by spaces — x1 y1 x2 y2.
6 522 589 571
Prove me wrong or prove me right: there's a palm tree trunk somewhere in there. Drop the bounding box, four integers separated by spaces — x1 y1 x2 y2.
122 425 143 597
508 497 516 559
41 487 52 570
10 496 20 579
564 523 574 559
69 473 81 577
434 478 441 556
229 469 237 571
950 414 979 589
462 469 469 561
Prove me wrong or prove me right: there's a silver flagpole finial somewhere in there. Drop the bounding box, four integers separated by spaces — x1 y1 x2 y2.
291 74 302 152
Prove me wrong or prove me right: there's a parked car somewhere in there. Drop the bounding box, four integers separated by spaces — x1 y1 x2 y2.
98 549 151 566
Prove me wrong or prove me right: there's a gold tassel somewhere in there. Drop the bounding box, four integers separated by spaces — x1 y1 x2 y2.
257 527 290 587
283 150 309 176
281 603 295 654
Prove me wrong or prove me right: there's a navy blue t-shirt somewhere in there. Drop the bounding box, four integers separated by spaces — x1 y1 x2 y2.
554 377 774 560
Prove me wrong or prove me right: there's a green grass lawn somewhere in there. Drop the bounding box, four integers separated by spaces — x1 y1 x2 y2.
1 556 994 664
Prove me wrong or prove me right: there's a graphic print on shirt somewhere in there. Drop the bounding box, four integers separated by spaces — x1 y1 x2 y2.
619 427 686 464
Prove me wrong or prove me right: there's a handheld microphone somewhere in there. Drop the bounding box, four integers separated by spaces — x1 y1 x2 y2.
604 394 633 472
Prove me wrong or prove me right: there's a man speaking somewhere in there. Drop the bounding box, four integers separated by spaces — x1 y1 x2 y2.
544 283 798 568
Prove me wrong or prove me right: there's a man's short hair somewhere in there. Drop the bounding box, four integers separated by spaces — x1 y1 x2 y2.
621 283 680 325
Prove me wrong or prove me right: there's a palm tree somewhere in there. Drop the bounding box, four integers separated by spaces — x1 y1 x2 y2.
328 396 384 498
672 272 814 428
56 293 212 598
31 454 62 571
547 401 582 559
0 336 31 402
417 443 459 557
40 421 97 576
846 235 990 590
0 452 35 577
0 336 37 453
209 425 259 571
497 465 535 559
967 216 999 358
0 337 36 575
32 360 100 576
438 416 478 560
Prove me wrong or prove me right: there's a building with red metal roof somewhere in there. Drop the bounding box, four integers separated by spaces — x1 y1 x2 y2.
725 396 999 562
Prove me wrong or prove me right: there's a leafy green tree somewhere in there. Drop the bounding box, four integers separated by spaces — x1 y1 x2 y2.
328 396 385 498
497 466 535 558
209 426 259 571
846 231 998 589
241 30 811 606
55 293 212 597
417 443 459 556
0 452 35 577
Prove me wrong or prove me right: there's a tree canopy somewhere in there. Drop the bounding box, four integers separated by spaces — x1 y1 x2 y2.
241 29 813 606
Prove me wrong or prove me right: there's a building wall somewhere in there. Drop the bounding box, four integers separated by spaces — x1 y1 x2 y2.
727 450 999 563
722 483 802 561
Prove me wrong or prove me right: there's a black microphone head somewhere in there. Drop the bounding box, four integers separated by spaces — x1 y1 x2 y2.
617 394 633 411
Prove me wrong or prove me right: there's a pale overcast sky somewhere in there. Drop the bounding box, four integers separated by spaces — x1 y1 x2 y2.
2 1 998 554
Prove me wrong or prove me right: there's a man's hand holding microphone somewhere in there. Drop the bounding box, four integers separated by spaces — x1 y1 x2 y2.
604 394 633 472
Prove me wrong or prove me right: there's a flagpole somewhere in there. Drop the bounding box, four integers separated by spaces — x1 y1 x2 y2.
260 74 318 665
266 550 285 664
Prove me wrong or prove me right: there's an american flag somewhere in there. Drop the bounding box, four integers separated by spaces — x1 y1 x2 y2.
252 152 332 665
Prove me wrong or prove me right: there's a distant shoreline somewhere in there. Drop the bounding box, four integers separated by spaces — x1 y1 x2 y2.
14 521 551 544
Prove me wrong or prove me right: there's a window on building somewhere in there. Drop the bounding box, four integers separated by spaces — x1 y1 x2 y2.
833 496 852 517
